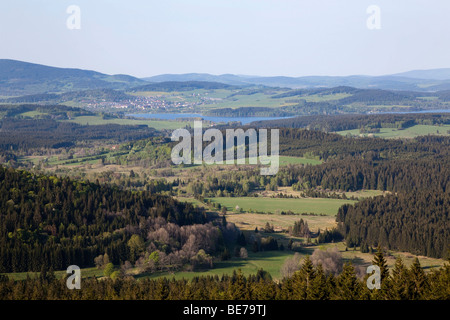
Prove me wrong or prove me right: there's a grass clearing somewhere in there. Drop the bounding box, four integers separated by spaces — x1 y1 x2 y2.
337 124 450 139
209 197 356 216
302 93 353 102
1 267 103 281
226 212 336 232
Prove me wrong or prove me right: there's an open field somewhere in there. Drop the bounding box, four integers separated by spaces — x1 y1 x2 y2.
225 212 337 232
340 189 386 199
1 267 103 281
136 250 295 281
208 197 357 215
301 93 353 102
337 124 450 139
278 156 322 166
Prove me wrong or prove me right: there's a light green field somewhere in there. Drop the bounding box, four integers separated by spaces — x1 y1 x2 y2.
226 212 337 232
1 267 103 281
337 124 450 139
208 197 356 215
341 189 386 199
20 110 47 118
171 156 322 171
278 156 322 166
302 93 353 102
136 250 295 281
218 155 322 166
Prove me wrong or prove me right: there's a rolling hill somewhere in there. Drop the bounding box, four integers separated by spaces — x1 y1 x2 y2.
0 59 146 96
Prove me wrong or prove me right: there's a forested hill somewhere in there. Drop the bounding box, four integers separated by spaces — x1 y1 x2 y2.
0 118 157 149
129 81 240 92
0 59 146 96
0 165 207 272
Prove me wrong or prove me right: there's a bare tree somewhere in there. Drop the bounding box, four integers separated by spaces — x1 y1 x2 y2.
310 246 343 275
239 247 248 259
280 252 302 278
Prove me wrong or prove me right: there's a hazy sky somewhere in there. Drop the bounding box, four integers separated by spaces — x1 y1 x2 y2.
1 0 450 78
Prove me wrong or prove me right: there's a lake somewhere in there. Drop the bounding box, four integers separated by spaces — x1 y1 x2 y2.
126 113 294 125
127 109 449 125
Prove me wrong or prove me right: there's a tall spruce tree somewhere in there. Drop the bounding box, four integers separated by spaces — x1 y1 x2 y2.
335 262 361 300
389 257 409 300
408 258 427 299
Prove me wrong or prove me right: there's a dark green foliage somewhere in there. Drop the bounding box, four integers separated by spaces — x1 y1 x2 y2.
251 110 450 131
0 165 206 272
289 219 310 237
130 81 237 92
337 190 449 258
317 228 343 244
0 117 156 150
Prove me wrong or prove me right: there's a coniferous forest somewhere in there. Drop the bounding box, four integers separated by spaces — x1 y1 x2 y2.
0 165 209 273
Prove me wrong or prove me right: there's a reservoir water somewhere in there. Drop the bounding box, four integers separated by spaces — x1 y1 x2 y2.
127 109 449 125
127 113 294 125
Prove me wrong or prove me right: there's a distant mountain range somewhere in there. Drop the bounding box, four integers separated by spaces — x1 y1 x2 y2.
2 59 450 96
143 70 450 92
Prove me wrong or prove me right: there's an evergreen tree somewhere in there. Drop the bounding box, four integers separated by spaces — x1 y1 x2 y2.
309 264 329 300
371 246 391 299
291 256 315 300
408 258 427 299
335 262 361 300
389 257 409 300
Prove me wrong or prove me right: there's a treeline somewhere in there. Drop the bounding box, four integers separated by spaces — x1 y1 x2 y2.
207 127 450 162
130 81 237 92
281 157 449 193
180 157 448 198
276 128 450 161
0 104 95 119
1 253 449 300
0 118 156 150
205 107 292 117
1 89 132 104
0 165 208 272
250 113 450 132
271 85 450 107
336 189 449 258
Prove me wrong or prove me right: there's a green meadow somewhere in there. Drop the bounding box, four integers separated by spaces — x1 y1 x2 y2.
337 124 450 139
208 197 357 215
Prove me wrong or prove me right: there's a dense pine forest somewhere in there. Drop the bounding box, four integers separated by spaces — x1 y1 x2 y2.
0 165 212 272
0 118 156 149
251 112 450 132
